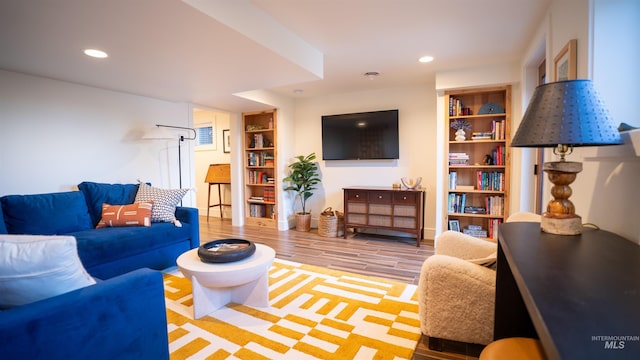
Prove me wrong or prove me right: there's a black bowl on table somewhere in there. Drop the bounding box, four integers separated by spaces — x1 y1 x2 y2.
197 239 256 263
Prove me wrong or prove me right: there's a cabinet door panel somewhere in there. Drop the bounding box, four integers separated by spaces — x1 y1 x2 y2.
369 203 392 215
394 205 416 217
369 215 392 227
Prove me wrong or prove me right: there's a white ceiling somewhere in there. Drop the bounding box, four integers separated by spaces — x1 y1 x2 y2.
0 0 550 112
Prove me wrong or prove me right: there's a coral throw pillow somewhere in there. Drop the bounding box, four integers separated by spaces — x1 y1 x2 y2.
96 202 153 229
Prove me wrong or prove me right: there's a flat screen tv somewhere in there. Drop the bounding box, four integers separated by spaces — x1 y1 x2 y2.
321 109 399 160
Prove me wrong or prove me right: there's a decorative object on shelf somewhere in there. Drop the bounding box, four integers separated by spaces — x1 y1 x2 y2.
197 239 256 263
478 102 505 115
511 79 622 235
482 154 494 165
142 124 196 189
554 39 577 81
450 119 471 141
246 124 264 131
283 153 321 231
448 219 460 232
400 177 422 189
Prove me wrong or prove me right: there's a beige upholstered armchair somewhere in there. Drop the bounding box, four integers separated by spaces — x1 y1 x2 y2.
418 212 541 349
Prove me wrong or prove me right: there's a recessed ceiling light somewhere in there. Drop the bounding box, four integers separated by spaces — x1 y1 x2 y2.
364 71 380 80
83 49 108 59
418 56 434 63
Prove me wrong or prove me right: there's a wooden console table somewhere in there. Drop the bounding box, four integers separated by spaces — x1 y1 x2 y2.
495 222 640 359
205 164 231 221
343 186 425 246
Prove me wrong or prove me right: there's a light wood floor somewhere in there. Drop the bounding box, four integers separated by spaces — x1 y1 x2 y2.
199 216 481 360
200 216 434 285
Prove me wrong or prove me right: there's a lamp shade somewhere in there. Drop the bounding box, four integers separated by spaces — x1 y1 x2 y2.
511 80 621 148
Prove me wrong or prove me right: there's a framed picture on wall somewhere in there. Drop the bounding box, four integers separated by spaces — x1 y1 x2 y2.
554 39 577 81
223 129 230 153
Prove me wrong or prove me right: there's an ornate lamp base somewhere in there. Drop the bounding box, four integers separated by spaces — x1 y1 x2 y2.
541 213 582 235
541 161 583 235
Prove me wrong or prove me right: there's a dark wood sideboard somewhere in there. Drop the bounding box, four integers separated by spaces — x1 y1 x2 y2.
343 187 425 246
495 222 640 359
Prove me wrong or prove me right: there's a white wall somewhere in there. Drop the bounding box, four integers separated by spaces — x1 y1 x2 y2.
581 0 640 242
0 70 196 206
518 0 640 242
193 109 231 217
289 83 438 238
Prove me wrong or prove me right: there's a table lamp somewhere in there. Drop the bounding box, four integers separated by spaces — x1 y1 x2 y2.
511 79 621 235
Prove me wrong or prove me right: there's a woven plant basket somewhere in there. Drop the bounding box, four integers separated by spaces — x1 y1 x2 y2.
318 207 338 237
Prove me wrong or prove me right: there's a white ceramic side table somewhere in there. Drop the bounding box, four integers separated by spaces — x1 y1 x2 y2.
177 243 275 319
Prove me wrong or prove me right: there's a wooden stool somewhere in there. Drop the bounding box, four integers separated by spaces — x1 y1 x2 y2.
480 338 546 360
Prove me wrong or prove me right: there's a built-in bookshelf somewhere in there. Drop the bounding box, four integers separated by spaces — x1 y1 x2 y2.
243 109 277 228
445 86 511 241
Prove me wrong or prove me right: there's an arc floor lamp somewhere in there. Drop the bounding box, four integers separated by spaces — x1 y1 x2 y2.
143 124 196 188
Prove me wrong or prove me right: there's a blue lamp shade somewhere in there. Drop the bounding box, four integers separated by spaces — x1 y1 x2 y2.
511 79 622 148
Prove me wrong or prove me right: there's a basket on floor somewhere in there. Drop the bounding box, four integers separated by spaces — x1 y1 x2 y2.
318 207 338 237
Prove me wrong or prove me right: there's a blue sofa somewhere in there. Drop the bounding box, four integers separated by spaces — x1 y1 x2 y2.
0 182 200 358
0 181 200 279
0 268 170 359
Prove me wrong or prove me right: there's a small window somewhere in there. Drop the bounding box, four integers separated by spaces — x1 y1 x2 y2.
197 126 213 146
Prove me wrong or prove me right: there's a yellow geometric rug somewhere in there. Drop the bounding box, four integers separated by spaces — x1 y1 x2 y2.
164 258 421 360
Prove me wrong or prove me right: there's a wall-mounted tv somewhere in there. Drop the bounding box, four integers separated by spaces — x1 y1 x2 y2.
321 109 399 160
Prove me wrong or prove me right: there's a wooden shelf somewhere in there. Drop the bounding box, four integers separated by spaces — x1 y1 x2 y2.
243 109 277 227
445 86 511 240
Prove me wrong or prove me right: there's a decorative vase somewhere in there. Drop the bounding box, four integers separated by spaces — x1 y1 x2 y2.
295 213 312 232
400 177 422 189
455 129 466 141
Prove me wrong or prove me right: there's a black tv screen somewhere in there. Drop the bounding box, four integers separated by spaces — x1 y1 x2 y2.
321 109 399 160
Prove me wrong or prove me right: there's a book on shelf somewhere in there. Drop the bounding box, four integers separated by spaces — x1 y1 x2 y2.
456 185 475 190
476 171 505 191
471 132 493 140
449 171 457 190
487 218 503 240
252 133 270 148
263 187 275 203
491 119 505 140
463 226 488 238
247 151 274 167
448 97 472 116
464 206 486 214
492 145 505 166
449 152 469 166
249 203 266 217
447 193 467 213
484 196 504 216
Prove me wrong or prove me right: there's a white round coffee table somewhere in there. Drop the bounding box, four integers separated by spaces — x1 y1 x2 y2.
177 243 275 319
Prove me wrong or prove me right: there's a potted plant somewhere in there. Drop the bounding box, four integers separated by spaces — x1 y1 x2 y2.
283 153 321 231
